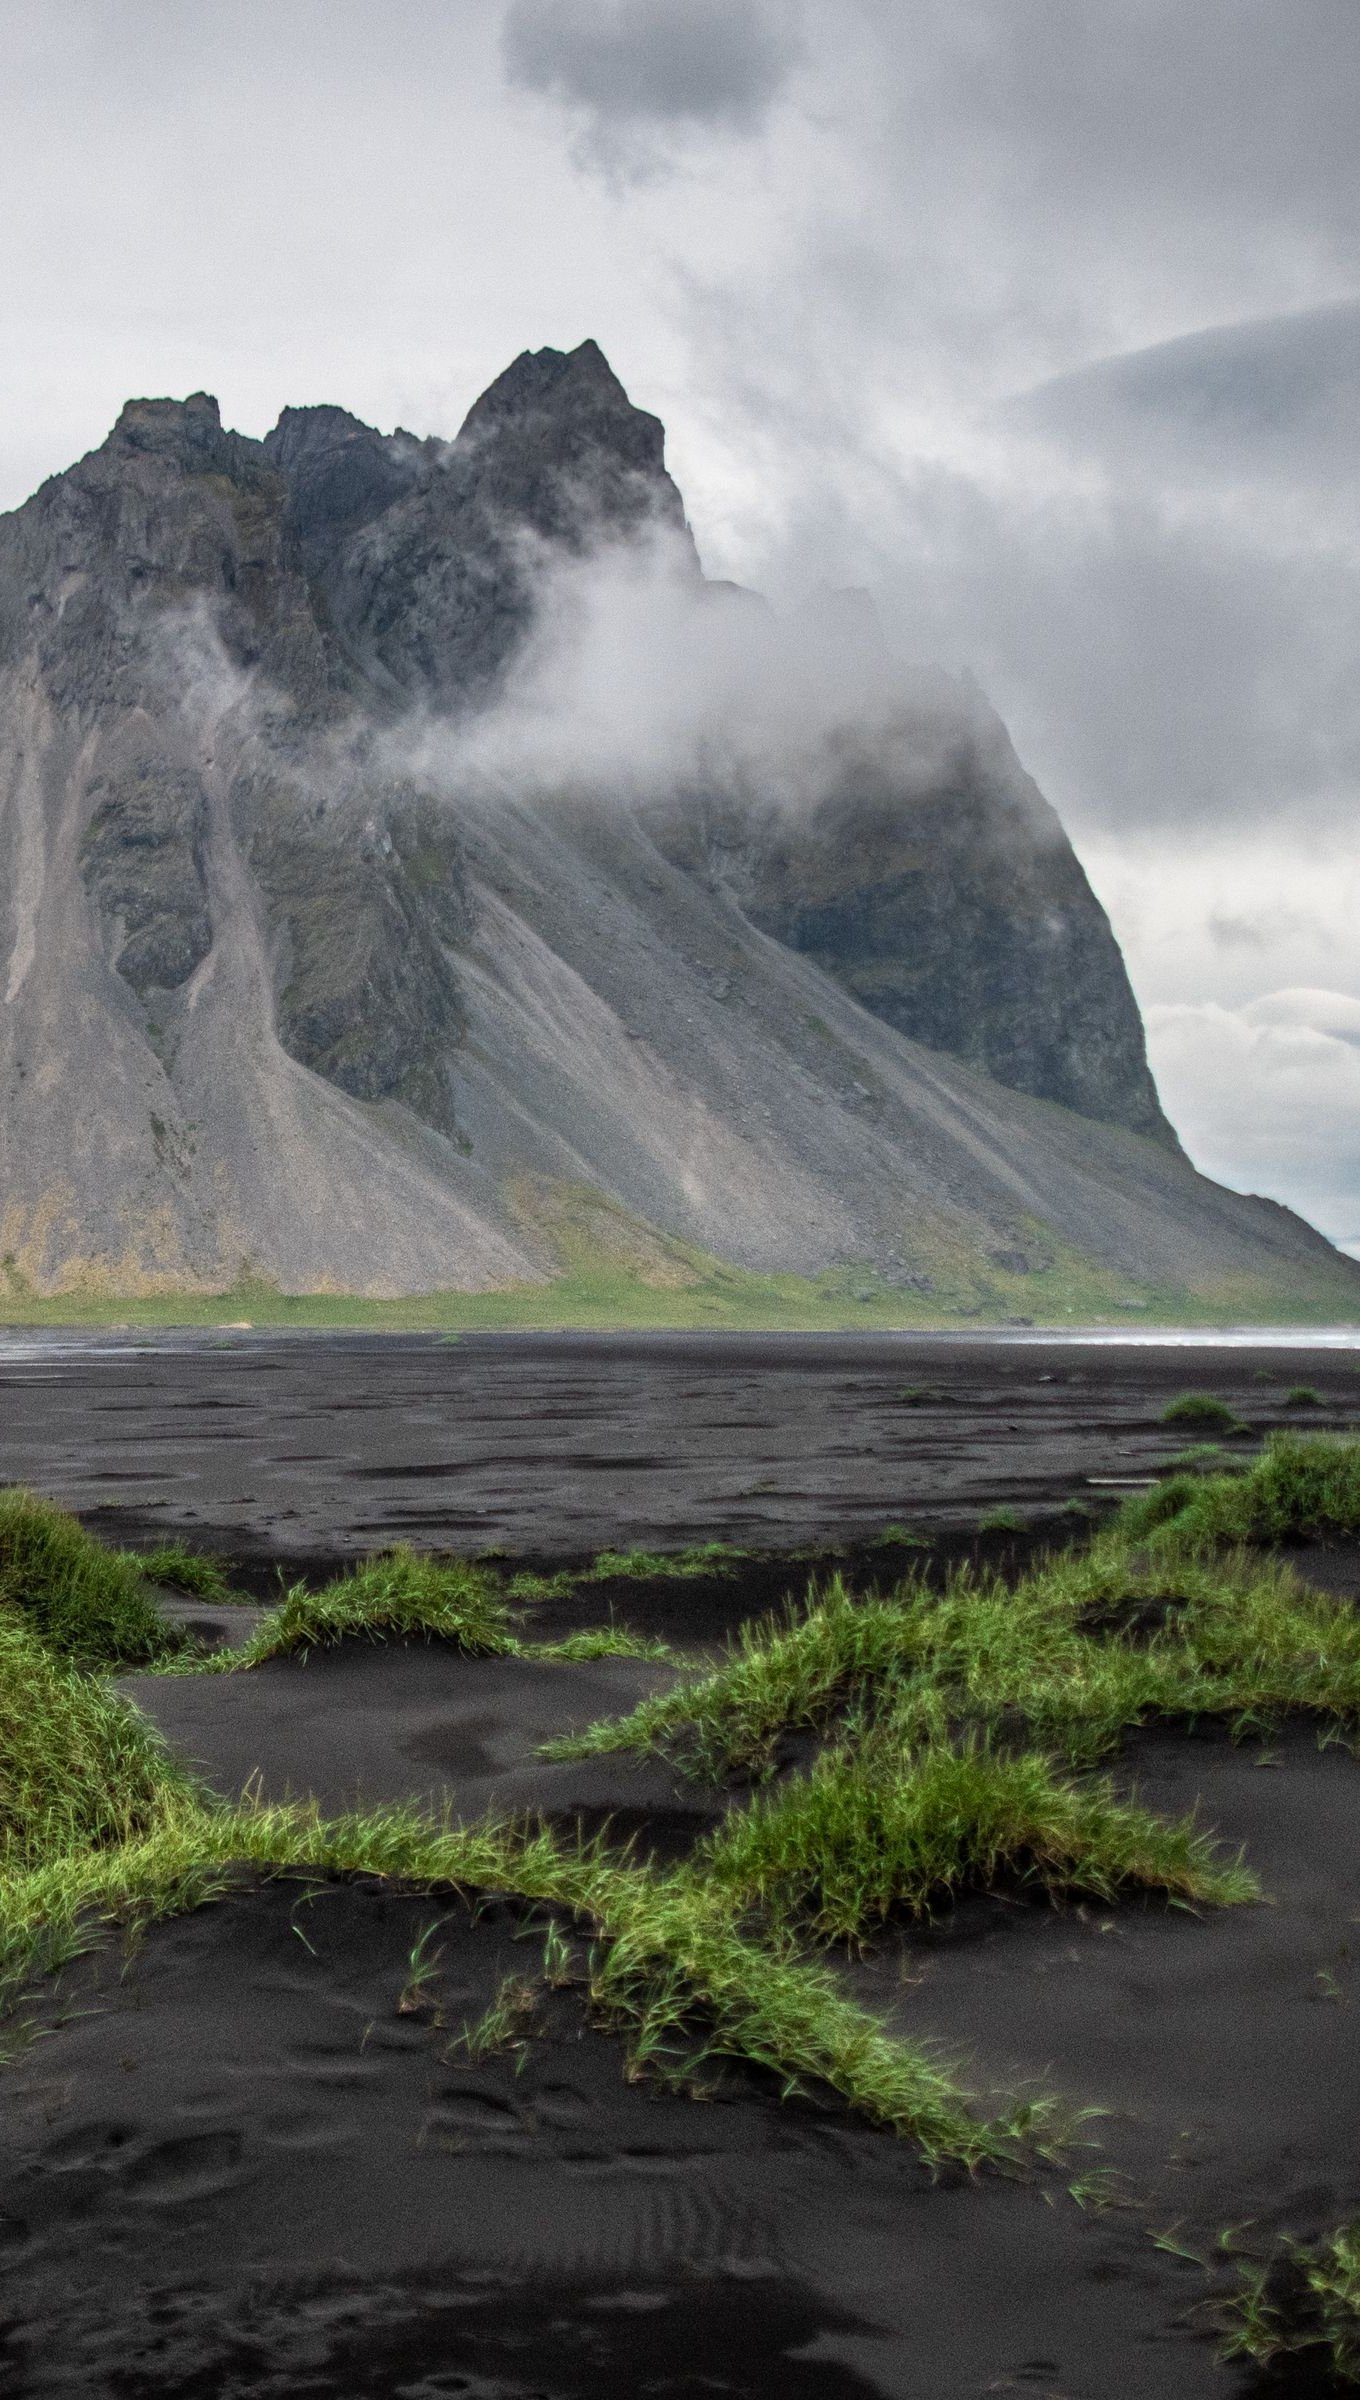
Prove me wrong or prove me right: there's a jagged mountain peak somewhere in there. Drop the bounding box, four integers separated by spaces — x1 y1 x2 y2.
449 336 689 552
458 337 666 461
267 400 383 456
109 390 226 455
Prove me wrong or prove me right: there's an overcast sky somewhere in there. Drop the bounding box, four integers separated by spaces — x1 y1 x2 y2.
2 0 1357 1254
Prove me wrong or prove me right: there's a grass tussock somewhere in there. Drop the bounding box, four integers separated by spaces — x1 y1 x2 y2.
534 1627 677 1663
1160 1393 1240 1431
177 1554 677 1674
544 1577 920 1782
1221 2223 1360 2383
203 1549 513 1668
694 1734 1255 1942
0 1487 176 1668
134 1544 234 1603
1119 1430 1360 1549
549 1449 1360 1784
0 1615 187 1870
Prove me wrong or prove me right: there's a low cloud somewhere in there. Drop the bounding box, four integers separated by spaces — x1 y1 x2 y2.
394 515 993 818
501 0 800 173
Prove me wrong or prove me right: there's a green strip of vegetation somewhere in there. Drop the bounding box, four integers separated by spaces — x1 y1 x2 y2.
582 1543 745 1580
0 1786 1004 2166
2 1215 1357 1334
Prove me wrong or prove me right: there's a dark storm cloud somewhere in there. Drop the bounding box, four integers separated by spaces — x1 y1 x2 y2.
501 0 800 161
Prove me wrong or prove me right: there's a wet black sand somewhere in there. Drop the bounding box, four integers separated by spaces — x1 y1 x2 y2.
121 1644 719 1857
1 1329 1357 1563
5 1331 1360 2395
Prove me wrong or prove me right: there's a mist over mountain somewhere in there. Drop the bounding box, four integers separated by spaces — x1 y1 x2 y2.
0 338 1352 1310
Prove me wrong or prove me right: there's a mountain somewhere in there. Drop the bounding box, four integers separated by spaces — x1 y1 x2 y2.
0 341 1354 1315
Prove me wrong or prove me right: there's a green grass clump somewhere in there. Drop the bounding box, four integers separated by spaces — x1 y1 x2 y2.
506 1568 578 1602
978 1506 1022 1535
0 1488 175 1668
535 1627 677 1663
169 1553 689 1673
0 1615 186 1869
1160 1393 1240 1430
876 1524 929 1550
696 1734 1256 1942
1117 1433 1360 1550
545 1578 922 1782
1286 1385 1326 1408
212 1549 512 1667
134 1544 234 1603
1221 2222 1360 2382
585 1544 742 1581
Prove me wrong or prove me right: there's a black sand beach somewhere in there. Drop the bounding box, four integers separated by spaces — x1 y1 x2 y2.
3 1330 1360 2396
2 1328 1358 1561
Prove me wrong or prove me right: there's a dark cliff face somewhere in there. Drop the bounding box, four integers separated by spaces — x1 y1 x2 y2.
645 695 1174 1145
0 337 1270 1308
